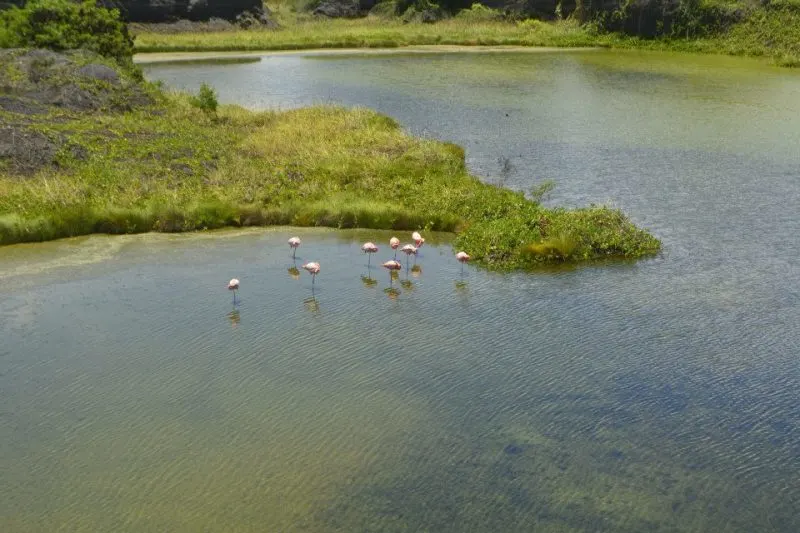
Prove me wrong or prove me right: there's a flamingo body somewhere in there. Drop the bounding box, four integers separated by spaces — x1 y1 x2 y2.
302 262 321 275
288 237 301 258
382 260 402 271
362 242 379 267
228 278 240 304
302 261 320 285
401 244 418 256
361 242 379 253
456 251 470 275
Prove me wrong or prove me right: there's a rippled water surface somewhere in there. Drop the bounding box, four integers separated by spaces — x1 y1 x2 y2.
2 50 799 532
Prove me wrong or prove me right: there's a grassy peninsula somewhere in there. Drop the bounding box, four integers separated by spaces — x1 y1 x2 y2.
130 2 800 67
0 47 659 269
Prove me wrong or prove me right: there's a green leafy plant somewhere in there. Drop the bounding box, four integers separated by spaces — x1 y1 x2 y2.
0 0 134 66
190 83 219 115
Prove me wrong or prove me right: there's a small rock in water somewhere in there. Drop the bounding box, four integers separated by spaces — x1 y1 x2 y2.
503 444 523 455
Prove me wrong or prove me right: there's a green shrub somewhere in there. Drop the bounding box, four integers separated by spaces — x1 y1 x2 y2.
455 3 503 21
369 0 399 18
190 83 219 115
0 0 134 65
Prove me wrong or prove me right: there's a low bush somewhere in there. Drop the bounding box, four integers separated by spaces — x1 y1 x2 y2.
0 0 134 66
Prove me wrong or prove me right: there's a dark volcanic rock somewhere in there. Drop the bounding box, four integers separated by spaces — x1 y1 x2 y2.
77 64 121 85
313 0 361 18
313 0 379 17
0 96 46 115
93 0 270 23
0 125 60 175
0 49 152 113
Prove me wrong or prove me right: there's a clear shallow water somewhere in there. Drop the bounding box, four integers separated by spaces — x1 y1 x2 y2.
1 50 798 532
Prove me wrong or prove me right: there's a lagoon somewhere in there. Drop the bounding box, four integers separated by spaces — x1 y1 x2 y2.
2 50 799 531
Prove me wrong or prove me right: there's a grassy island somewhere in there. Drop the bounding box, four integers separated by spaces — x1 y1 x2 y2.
0 46 659 269
129 3 800 67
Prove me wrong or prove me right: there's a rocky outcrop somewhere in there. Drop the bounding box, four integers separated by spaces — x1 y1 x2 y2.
0 49 152 175
313 0 361 18
312 0 379 17
1 0 271 23
104 0 270 23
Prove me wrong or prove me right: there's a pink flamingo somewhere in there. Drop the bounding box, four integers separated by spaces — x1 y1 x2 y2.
361 242 379 266
389 237 400 259
228 278 240 304
382 259 402 271
400 244 417 270
412 231 425 249
382 259 402 286
456 251 470 275
288 237 301 259
302 262 320 285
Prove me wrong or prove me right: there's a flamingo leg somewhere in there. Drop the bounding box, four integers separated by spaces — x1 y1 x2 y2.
292 248 296 259
368 253 371 267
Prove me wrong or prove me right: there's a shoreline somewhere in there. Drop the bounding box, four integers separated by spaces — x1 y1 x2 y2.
133 45 601 64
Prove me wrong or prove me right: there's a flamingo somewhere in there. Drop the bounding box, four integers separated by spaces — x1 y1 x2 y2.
228 278 240 304
456 251 470 275
389 237 400 259
361 242 379 266
412 231 425 249
382 259 402 271
382 259 402 289
288 237 301 259
400 244 417 270
302 262 320 285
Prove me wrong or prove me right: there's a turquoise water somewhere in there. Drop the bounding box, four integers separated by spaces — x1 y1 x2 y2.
1 50 799 532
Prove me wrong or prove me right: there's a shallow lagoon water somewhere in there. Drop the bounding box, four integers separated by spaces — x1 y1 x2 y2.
1 50 799 531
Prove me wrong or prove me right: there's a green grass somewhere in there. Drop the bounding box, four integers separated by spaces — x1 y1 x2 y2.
132 17 600 53
0 85 660 269
130 5 800 67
